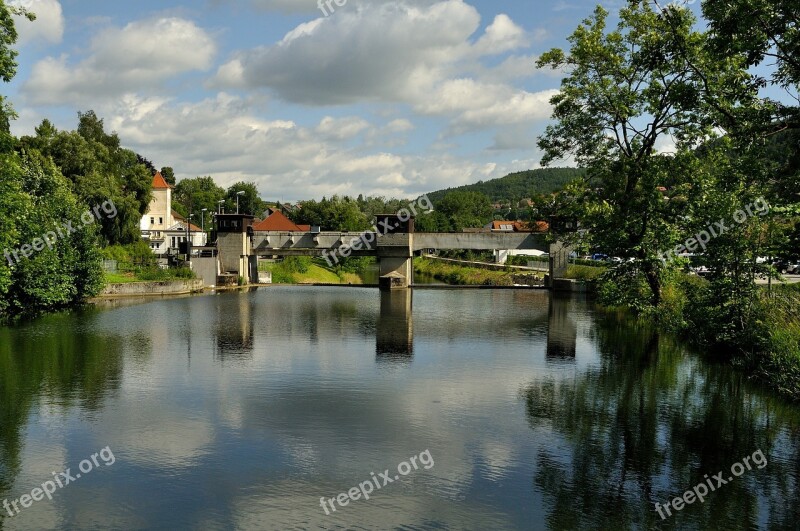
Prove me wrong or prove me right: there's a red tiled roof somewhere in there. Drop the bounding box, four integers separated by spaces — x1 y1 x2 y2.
489 220 549 232
171 210 203 232
252 210 306 231
152 172 172 189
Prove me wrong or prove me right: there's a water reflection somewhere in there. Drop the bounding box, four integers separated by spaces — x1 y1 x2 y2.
0 289 798 530
0 309 126 530
214 291 256 363
523 312 800 530
546 294 577 361
376 290 413 361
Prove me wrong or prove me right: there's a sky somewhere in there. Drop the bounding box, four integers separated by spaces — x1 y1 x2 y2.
6 0 699 202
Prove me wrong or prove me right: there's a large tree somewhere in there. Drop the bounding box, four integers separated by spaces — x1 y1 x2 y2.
20 112 153 245
536 1 756 305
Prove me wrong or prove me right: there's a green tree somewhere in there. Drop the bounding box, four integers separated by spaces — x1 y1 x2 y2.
20 112 153 245
173 176 226 220
536 2 755 305
291 196 369 231
225 181 267 216
160 166 176 186
435 191 492 232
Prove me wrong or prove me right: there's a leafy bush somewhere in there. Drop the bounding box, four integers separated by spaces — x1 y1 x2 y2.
135 267 195 281
281 256 312 274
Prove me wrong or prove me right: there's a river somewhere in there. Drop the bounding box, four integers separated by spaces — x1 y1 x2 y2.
0 287 798 530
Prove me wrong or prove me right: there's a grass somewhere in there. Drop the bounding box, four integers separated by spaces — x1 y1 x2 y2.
259 259 364 285
104 267 196 284
414 257 513 286
565 264 605 280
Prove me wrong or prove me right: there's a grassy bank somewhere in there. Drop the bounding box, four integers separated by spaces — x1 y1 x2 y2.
415 257 603 285
259 257 363 285
104 267 195 284
414 258 512 285
747 284 800 398
598 269 800 401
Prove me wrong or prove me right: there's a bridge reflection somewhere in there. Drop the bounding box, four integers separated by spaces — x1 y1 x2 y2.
547 293 577 361
376 289 414 362
373 289 578 364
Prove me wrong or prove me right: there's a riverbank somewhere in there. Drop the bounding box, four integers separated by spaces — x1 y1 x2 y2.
99 279 205 297
258 258 364 285
413 257 603 286
598 272 800 401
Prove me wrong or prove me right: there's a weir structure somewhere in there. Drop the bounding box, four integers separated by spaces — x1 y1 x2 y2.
215 213 571 289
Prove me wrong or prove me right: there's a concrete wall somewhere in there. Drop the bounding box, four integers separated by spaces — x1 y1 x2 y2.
414 232 547 252
100 279 204 297
192 256 219 287
218 232 251 274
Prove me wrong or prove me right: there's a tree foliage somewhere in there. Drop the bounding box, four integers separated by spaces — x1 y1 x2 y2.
20 111 153 245
291 196 369 231
536 1 758 304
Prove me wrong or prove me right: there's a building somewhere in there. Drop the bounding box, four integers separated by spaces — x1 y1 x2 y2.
252 210 311 232
486 220 549 232
140 172 207 255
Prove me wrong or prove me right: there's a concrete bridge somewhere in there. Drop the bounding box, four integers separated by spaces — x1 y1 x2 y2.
215 214 570 289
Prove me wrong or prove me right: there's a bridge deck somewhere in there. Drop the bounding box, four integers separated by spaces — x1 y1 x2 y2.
249 231 549 255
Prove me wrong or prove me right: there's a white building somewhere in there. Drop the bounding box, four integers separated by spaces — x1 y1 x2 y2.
140 172 207 255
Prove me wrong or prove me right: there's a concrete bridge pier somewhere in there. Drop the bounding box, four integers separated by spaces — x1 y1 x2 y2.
377 232 414 290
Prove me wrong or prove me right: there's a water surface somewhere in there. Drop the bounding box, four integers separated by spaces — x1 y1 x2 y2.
0 287 798 530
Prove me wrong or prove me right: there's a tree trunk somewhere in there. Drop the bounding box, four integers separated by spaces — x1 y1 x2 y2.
643 262 662 307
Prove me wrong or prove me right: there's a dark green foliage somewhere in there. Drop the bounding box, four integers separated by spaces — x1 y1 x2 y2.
20 111 153 245
415 191 493 232
225 182 267 216
1 151 104 317
291 196 370 231
426 168 584 204
173 176 225 220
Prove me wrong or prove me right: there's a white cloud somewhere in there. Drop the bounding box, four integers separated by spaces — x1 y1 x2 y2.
210 1 481 105
315 115 370 140
416 79 557 134
23 17 216 105
472 14 528 56
100 93 540 200
210 1 550 134
11 0 64 45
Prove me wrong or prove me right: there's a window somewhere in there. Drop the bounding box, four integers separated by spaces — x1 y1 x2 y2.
150 217 154 225
172 237 176 247
159 217 163 224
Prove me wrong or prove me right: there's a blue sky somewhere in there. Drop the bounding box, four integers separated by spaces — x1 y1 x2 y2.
7 0 704 202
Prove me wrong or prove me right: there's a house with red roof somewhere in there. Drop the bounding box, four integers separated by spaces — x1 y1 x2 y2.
252 210 311 232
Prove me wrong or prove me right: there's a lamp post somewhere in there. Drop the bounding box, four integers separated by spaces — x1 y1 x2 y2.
186 214 193 266
201 208 208 245
218 199 225 214
236 190 246 214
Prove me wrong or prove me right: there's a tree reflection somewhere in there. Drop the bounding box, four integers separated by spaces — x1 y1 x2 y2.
523 311 800 530
0 311 124 529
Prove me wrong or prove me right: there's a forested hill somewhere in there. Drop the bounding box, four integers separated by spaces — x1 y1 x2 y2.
426 167 585 203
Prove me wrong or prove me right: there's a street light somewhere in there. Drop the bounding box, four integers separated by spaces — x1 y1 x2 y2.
201 208 208 246
218 199 225 214
236 190 246 214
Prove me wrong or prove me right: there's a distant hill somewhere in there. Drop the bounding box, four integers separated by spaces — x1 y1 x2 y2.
426 167 585 203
